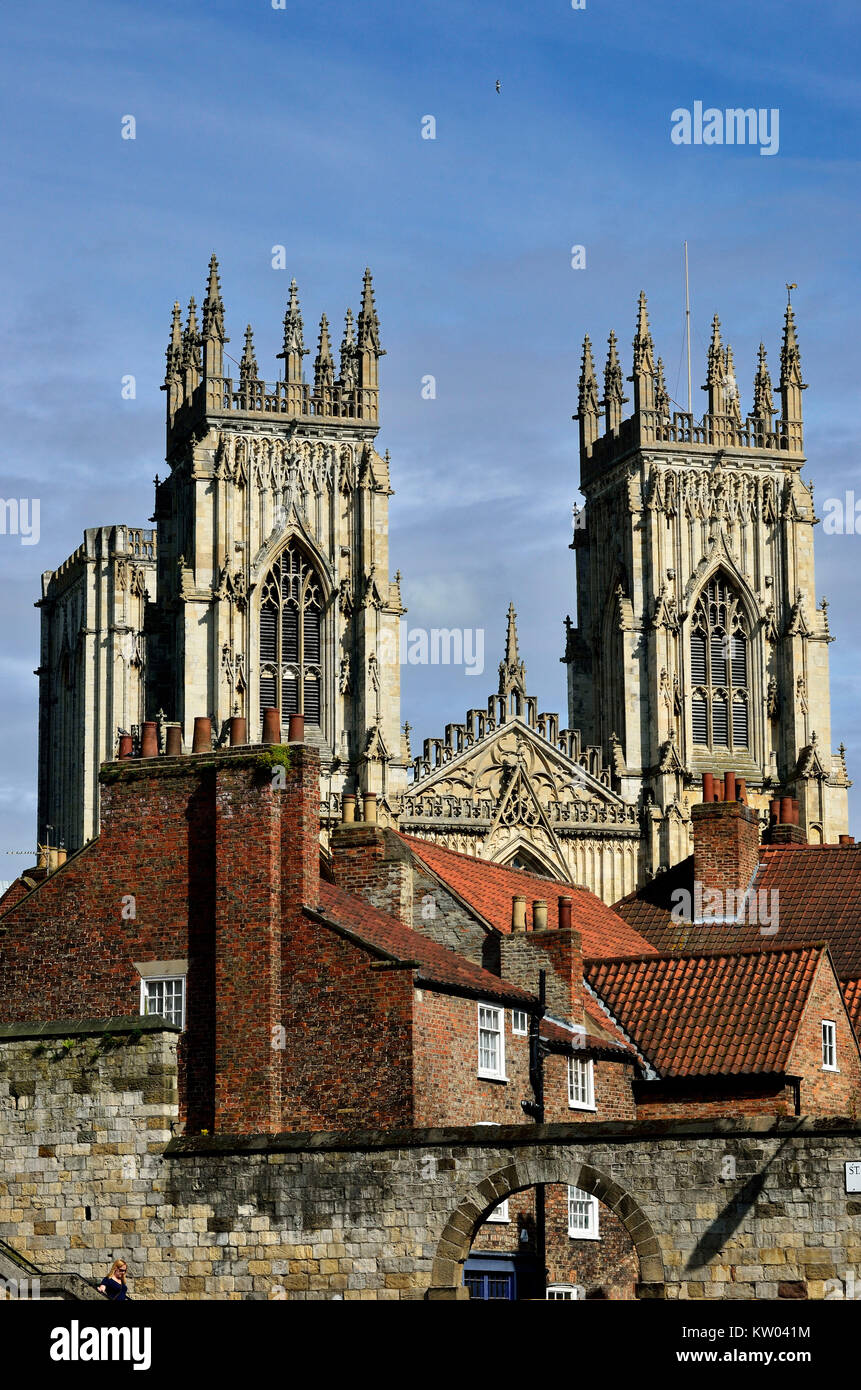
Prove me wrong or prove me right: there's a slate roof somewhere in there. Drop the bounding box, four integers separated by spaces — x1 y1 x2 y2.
612 845 861 979
312 880 534 1005
399 834 656 959
584 944 827 1079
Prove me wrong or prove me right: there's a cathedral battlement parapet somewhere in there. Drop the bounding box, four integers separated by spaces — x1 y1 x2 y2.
576 292 806 486
164 256 385 456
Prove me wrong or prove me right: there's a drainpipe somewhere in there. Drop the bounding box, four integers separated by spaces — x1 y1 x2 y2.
522 969 547 1122
526 971 547 1295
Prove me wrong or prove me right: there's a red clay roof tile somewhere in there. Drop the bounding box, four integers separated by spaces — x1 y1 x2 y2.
585 944 826 1078
612 846 861 979
313 880 534 1004
399 834 656 958
842 977 861 1033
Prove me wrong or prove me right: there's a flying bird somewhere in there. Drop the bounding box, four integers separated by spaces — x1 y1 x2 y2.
496 80 501 93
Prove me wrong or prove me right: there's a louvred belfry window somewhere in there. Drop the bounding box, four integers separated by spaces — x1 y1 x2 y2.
690 574 749 752
259 543 323 723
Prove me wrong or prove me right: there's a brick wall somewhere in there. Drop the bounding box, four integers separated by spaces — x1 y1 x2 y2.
635 1077 797 1120
789 955 861 1116
214 760 282 1133
328 824 412 924
470 1174 639 1300
499 926 585 1026
544 1182 638 1297
530 926 584 1024
543 1051 638 1123
329 828 491 967
0 759 210 1121
692 799 761 897
279 910 415 1130
412 992 534 1127
0 744 324 1134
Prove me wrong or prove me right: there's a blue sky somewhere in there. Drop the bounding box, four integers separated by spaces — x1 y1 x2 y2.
1 0 860 876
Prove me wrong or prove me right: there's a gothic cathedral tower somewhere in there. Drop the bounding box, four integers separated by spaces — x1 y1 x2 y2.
564 292 850 870
148 258 408 815
38 259 408 852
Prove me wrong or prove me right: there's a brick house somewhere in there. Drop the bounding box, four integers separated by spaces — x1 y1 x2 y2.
612 792 861 1049
0 738 858 1298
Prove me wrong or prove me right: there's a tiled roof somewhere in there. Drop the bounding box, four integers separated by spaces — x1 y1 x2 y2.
612 845 861 979
399 835 656 958
842 977 861 1034
585 945 826 1078
313 880 533 1005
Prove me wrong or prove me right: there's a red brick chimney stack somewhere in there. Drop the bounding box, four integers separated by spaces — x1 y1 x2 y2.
692 773 761 897
767 794 806 846
499 901 584 1026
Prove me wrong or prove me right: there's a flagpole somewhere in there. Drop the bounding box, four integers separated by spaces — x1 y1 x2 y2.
684 241 692 413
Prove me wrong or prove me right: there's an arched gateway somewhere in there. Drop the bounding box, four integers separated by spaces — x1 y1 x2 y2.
428 1156 664 1299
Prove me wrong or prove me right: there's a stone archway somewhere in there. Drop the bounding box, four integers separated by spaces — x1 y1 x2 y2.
427 1156 665 1299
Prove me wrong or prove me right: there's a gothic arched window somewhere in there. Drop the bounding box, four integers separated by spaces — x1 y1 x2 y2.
690 574 749 751
258 543 323 724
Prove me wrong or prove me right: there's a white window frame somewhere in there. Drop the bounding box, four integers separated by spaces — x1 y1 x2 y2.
567 1186 599 1240
140 975 186 1030
477 1003 506 1080
511 1009 528 1036
546 1283 583 1300
486 1199 510 1223
567 1054 595 1110
822 1020 838 1071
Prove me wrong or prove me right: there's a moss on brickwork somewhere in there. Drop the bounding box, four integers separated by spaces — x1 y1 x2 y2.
99 746 292 785
250 745 292 778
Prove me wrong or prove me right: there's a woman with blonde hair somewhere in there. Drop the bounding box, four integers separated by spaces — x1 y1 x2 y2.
98 1258 130 1301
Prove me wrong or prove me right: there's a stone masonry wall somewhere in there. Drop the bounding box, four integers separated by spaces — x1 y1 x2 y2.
2 1022 860 1300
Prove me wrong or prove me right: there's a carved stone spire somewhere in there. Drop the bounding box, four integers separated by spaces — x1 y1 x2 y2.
239 325 258 384
702 314 725 416
630 291 655 413
201 254 227 378
340 308 358 392
314 313 335 395
498 602 527 699
277 278 307 386
780 299 806 437
357 268 382 353
164 301 183 385
654 356 670 419
723 344 741 424
576 333 600 452
162 300 184 424
603 330 627 433
356 268 384 419
752 342 775 427
182 297 201 383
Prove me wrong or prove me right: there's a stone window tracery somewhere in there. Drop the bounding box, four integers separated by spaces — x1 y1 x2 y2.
690 574 749 752
259 542 323 724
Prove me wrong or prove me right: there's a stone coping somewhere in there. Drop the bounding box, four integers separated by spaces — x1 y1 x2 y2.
0 1015 181 1041
98 742 301 784
165 1113 861 1158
